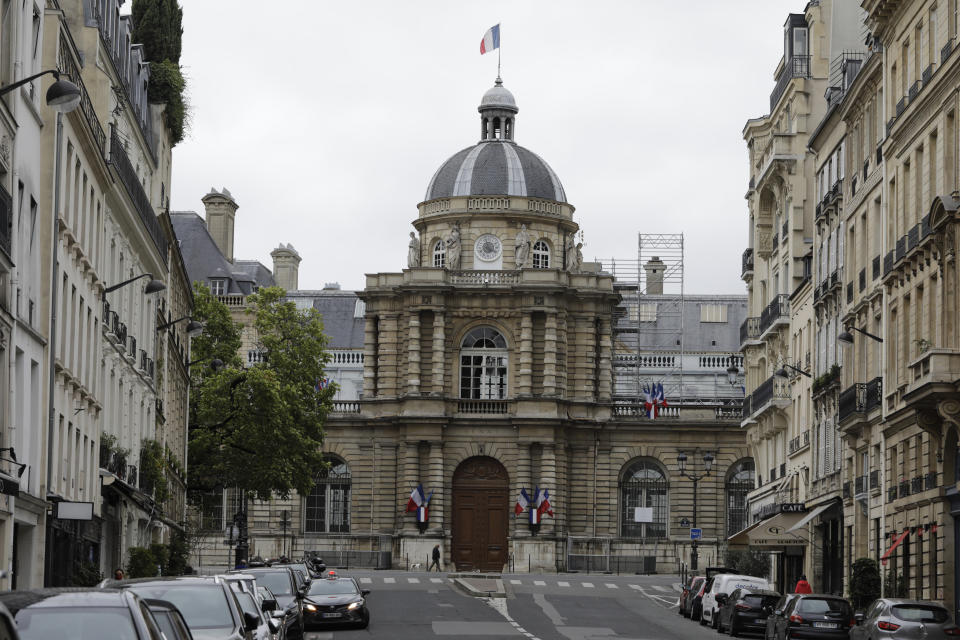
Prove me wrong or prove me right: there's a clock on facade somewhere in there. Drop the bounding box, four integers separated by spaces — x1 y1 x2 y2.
474 234 502 262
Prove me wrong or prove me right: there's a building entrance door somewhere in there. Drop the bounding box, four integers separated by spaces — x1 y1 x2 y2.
452 456 509 571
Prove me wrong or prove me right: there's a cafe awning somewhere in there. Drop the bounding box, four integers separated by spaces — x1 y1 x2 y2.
787 501 836 533
727 510 810 548
881 530 910 566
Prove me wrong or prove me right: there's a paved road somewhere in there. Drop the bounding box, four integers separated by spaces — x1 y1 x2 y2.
301 571 735 639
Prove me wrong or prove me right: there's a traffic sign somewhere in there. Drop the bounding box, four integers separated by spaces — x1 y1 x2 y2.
690 528 702 540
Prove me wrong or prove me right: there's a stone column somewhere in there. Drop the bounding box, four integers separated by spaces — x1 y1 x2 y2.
407 312 420 395
543 313 558 396
432 312 445 394
379 313 399 397
539 444 558 537
597 316 613 402
514 443 533 538
363 316 378 398
556 312 568 397
518 313 533 396
427 441 445 533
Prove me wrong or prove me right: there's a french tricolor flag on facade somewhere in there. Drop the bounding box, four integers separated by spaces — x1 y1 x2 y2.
514 488 530 516
406 484 426 512
480 24 500 55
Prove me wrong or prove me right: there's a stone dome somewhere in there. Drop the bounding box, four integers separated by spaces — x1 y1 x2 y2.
423 78 567 203
424 142 567 202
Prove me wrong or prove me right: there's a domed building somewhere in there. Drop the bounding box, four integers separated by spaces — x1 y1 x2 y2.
189 78 750 575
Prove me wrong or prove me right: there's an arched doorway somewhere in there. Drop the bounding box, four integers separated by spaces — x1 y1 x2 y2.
451 456 509 571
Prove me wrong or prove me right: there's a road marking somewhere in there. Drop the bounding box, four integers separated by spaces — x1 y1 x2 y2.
558 581 570 587
653 584 670 592
359 577 372 584
408 577 420 583
582 582 594 588
510 579 522 585
383 577 395 584
430 577 443 583
635 585 680 609
534 580 546 586
605 583 618 589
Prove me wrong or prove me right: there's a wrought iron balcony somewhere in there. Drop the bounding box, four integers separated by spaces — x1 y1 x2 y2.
888 486 897 503
908 224 919 251
922 64 934 85
895 236 906 262
865 377 883 413
925 472 937 490
898 480 910 498
740 316 761 346
744 374 790 419
128 335 137 357
742 248 754 277
854 475 867 495
921 214 932 239
109 131 168 257
896 96 907 117
911 475 924 494
859 268 866 292
838 382 866 423
909 80 921 101
759 294 790 336
771 55 811 111
788 429 810 455
883 251 894 276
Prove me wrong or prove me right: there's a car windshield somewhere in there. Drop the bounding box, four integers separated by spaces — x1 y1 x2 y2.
253 572 293 596
128 584 234 629
797 598 850 615
15 607 138 640
745 594 780 608
309 579 359 596
891 605 950 623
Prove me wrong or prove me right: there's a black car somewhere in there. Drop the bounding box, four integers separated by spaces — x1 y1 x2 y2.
236 567 304 639
145 598 195 640
679 576 705 618
717 587 780 637
300 575 369 629
0 588 166 640
272 564 313 587
764 594 800 640
770 594 855 640
103 575 257 640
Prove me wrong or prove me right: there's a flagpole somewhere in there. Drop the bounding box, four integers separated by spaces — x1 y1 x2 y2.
498 22 501 78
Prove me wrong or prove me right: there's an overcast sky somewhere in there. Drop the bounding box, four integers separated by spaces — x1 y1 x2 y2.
169 1 802 294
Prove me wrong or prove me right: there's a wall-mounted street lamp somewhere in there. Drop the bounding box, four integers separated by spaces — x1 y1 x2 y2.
0 448 27 479
677 450 714 571
774 363 812 379
0 69 81 112
105 273 165 295
158 316 204 337
838 326 883 347
186 357 223 372
726 364 740 385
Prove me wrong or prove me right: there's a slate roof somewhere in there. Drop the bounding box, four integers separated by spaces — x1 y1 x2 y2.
170 211 276 294
286 290 365 350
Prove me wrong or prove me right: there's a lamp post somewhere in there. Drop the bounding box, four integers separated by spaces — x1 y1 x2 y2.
157 315 204 337
105 272 166 295
774 363 812 379
678 450 714 571
837 326 883 346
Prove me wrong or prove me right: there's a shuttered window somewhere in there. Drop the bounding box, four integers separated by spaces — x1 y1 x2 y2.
700 304 727 323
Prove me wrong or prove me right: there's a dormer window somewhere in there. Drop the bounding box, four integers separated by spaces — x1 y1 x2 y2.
209 279 225 296
784 14 808 61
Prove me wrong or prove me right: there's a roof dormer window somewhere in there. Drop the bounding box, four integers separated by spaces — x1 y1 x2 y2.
209 279 225 296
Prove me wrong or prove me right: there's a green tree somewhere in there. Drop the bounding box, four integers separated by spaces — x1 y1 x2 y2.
189 286 334 500
127 547 159 578
131 0 188 144
724 549 770 578
849 557 881 611
139 438 169 503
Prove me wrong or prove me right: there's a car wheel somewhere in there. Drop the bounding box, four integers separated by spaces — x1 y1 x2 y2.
712 610 719 629
693 603 701 621
357 611 370 629
699 610 707 626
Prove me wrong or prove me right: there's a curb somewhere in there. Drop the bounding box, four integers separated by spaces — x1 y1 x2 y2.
452 577 506 598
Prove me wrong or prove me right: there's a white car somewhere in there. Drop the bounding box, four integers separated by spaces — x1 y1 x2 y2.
699 573 770 629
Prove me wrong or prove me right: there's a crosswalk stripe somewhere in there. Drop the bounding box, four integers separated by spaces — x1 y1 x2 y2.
408 578 420 583
430 578 443 583
510 579 522 585
359 577 372 584
605 583 618 589
582 582 594 588
653 585 669 592
558 581 570 587
629 584 642 590
383 577 396 584
534 580 546 586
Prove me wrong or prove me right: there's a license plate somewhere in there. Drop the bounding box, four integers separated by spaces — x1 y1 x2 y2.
813 622 838 629
322 613 342 618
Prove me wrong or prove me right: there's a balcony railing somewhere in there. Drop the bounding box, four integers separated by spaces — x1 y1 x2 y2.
943 38 955 63
109 131 168 257
740 317 761 345
742 248 754 277
911 475 924 494
771 55 811 111
865 377 882 412
458 399 511 414
883 251 894 275
888 486 898 503
331 401 361 414
921 214 932 239
838 382 866 422
859 268 866 292
0 184 10 259
925 472 937 490
854 475 868 495
745 374 790 417
899 480 910 498
788 429 810 454
448 270 520 285
842 481 851 499
56 32 106 155
895 235 906 261
908 224 919 251
759 294 790 335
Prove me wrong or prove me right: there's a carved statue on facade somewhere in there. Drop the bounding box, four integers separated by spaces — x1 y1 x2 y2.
445 222 462 270
565 237 583 272
514 224 531 269
407 232 421 268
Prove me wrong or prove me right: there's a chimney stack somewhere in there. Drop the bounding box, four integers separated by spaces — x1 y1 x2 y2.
644 256 665 295
202 188 239 263
271 243 302 292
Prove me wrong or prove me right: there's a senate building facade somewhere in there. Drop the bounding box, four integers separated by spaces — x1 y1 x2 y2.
183 78 751 574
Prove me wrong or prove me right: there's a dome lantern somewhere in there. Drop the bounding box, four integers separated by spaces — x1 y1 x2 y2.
479 77 518 142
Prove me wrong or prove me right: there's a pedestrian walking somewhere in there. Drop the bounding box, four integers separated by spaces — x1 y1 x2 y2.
794 574 812 593
428 544 441 572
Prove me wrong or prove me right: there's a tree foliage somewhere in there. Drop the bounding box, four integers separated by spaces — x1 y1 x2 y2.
131 0 187 144
850 557 881 611
189 285 333 501
724 549 770 579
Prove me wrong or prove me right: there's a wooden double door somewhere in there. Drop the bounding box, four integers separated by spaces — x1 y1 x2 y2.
451 456 509 572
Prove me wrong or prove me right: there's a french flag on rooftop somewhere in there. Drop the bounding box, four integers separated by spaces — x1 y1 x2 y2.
480 24 500 55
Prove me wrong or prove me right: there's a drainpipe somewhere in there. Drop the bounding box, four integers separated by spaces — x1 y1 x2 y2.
593 436 599 537
879 37 889 599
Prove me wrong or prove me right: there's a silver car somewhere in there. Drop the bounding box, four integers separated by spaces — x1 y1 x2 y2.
851 598 960 639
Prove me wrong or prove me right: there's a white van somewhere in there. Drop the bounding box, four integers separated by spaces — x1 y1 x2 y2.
699 573 771 628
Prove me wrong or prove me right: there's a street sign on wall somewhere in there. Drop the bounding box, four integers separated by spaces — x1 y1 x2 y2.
690 528 702 540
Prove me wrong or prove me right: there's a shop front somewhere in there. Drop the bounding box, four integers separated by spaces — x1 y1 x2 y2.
728 501 810 593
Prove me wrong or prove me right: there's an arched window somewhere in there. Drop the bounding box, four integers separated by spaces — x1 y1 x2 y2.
433 240 446 268
532 240 550 268
459 326 508 399
304 457 351 533
620 459 668 538
725 458 755 536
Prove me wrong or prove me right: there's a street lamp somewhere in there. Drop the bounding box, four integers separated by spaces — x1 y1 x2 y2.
0 69 81 112
186 357 223 371
774 363 812 379
157 316 204 337
105 273 166 295
838 326 883 347
678 450 714 571
726 364 740 385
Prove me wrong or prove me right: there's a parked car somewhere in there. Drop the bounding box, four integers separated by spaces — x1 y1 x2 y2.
236 567 304 639
770 594 854 640
701 573 771 629
300 573 370 630
679 576 705 618
103 575 258 640
145 598 194 640
256 587 287 639
690 578 710 622
232 588 278 640
764 593 800 640
716 587 780 637
0 601 18 640
850 598 960 639
0 588 165 640
271 564 313 587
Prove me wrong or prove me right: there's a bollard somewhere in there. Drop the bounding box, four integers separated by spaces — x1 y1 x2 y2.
406 554 409 572
528 554 531 574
